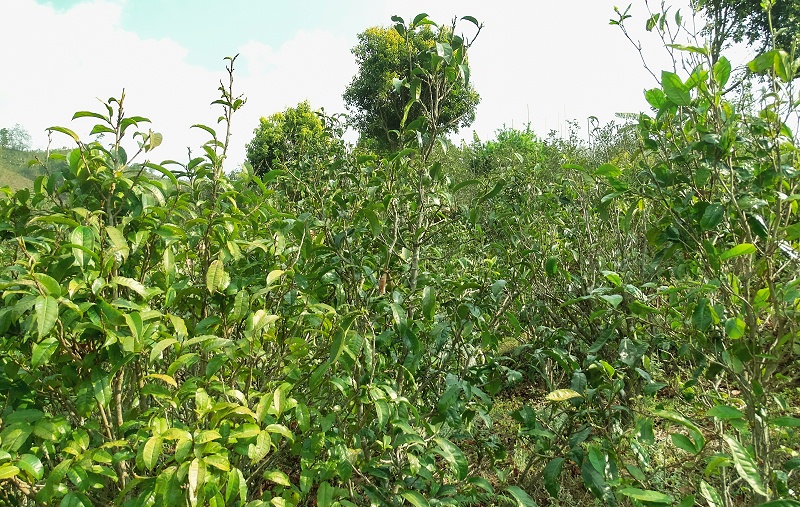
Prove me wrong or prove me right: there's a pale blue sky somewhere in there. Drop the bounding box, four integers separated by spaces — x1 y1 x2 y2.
3 0 734 168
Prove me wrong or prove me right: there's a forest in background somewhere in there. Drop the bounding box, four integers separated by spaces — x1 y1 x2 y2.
0 2 799 506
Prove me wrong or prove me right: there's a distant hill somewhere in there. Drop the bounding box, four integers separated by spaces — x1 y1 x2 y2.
0 147 62 190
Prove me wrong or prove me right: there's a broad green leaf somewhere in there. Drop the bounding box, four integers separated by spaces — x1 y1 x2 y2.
785 222 800 241
206 259 229 294
713 57 731 87
748 50 779 74
725 317 745 339
106 226 129 260
17 454 44 480
662 70 691 106
0 464 20 479
35 296 58 338
112 276 147 297
317 481 333 507
699 480 723 507
719 243 756 261
770 416 800 427
32 337 59 368
692 299 712 331
671 433 699 454
581 460 616 506
47 126 80 143
225 468 247 505
195 430 222 444
505 486 536 506
596 163 622 178
545 256 558 276
700 203 724 230
142 436 162 471
188 458 202 507
266 269 284 286
619 488 673 504
707 405 744 420
546 389 582 402
543 457 564 497
468 477 494 494
478 179 506 204
600 294 623 308
723 434 767 497
150 338 178 361
147 374 177 388
438 385 461 413
433 437 468 480
264 470 291 486
400 490 429 507
422 286 435 320
71 225 94 266
34 273 62 298
375 399 390 427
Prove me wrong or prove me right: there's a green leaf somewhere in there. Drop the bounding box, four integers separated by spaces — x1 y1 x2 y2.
478 179 506 204
600 294 623 308
546 389 582 402
266 269 284 286
725 318 745 339
619 488 673 504
543 457 564 498
723 434 767 497
317 481 333 507
785 222 800 241
596 163 622 178
142 436 162 471
400 490 430 507
713 57 732 87
699 480 723 507
671 433 700 454
112 276 147 297
770 416 800 427
71 225 95 267
422 286 435 320
461 15 480 27
581 460 615 506
47 126 80 143
32 336 59 368
707 405 744 420
545 256 558 276
0 464 20 480
748 50 779 74
433 437 468 480
700 203 724 230
206 259 229 294
35 296 58 338
662 71 691 106
264 470 291 487
504 486 536 506
719 243 756 260
150 338 178 362
17 454 44 480
758 501 800 507
35 273 62 298
692 299 712 331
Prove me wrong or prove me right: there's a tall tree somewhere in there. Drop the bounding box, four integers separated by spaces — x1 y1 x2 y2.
0 124 31 151
695 0 799 61
245 101 337 176
343 17 480 152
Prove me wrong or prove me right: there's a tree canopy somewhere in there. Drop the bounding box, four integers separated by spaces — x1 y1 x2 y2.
695 0 799 58
244 101 336 176
0 124 31 152
343 21 480 152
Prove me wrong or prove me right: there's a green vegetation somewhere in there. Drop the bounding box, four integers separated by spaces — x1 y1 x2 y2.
1 6 799 507
343 15 481 152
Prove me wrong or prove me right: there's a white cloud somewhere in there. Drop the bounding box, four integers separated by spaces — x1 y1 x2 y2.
1 0 355 169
